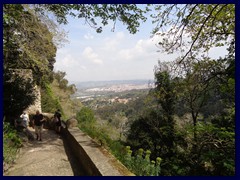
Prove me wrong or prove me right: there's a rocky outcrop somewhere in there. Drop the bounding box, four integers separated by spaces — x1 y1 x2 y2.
66 118 78 128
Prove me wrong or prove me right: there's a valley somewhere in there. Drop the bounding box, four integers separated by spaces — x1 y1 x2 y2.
72 80 154 106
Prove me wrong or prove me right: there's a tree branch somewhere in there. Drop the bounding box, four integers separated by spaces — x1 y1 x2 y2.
179 4 219 64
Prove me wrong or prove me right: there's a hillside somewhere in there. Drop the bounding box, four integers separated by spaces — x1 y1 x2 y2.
48 80 83 119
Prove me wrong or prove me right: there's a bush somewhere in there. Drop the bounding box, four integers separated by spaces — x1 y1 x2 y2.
120 146 162 176
76 107 95 123
3 122 22 164
41 83 62 113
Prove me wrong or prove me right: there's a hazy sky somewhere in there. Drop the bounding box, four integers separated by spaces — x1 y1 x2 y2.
54 8 176 83
54 6 228 83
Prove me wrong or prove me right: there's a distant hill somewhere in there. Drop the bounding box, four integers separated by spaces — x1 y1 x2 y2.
74 79 154 90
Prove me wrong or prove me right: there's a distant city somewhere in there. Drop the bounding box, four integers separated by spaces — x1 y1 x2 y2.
85 83 152 93
73 79 154 90
72 79 154 101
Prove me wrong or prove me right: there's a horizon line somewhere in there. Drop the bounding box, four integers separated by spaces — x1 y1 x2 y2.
70 78 154 84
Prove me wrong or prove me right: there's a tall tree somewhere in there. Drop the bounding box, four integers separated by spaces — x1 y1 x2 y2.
153 69 176 153
127 69 176 161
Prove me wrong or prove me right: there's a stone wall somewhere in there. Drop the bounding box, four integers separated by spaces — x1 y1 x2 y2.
61 126 135 176
25 85 42 114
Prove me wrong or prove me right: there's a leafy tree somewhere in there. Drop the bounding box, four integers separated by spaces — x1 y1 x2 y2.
153 57 235 175
154 53 234 136
127 70 176 158
67 84 77 94
33 4 149 34
76 107 96 123
53 71 66 84
126 55 234 175
151 4 235 62
59 79 68 90
176 59 219 138
53 71 77 93
127 110 163 157
152 70 176 154
185 120 235 176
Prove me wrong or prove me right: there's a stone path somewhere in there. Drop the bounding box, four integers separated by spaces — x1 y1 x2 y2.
4 127 86 176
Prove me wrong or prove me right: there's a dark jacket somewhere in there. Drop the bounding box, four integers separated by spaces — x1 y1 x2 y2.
33 114 44 126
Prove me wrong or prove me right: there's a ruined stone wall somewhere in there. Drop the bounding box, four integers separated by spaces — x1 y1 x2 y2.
26 85 42 115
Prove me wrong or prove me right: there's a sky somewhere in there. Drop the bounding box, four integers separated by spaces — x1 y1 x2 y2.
54 6 228 83
54 8 178 83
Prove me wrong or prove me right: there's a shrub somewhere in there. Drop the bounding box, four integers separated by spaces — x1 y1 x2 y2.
3 122 22 164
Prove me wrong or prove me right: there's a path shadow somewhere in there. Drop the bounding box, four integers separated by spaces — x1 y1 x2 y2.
62 135 88 176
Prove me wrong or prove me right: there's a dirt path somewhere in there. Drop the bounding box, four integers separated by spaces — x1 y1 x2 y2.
4 127 86 176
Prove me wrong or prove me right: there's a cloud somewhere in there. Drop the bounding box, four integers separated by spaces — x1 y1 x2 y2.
82 47 103 65
84 33 94 40
80 65 87 70
117 37 159 61
55 29 161 82
55 53 79 68
101 32 126 51
115 32 125 40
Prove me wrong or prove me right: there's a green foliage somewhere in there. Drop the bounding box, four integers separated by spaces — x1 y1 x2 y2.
47 75 81 118
126 55 235 175
127 70 176 159
76 106 163 176
53 71 77 94
4 3 232 176
211 107 235 130
121 146 162 176
76 107 96 123
3 4 58 122
34 4 149 34
152 4 235 61
3 122 22 164
153 70 176 117
77 108 113 148
3 70 36 122
41 83 62 114
193 121 235 175
3 4 57 85
54 71 66 84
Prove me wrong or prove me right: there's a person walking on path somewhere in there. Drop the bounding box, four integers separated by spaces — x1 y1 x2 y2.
20 111 29 128
33 110 45 141
54 109 62 134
